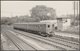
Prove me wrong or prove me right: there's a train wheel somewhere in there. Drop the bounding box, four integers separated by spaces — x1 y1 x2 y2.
39 32 47 37
42 34 47 37
49 34 53 37
46 34 50 37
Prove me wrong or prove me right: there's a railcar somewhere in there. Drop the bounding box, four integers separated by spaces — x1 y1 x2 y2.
13 22 54 37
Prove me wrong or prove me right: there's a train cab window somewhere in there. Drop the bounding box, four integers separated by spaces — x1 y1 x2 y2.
55 27 57 30
65 20 67 22
48 25 50 28
52 24 54 27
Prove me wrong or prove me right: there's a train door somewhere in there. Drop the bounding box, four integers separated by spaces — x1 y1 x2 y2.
46 24 53 34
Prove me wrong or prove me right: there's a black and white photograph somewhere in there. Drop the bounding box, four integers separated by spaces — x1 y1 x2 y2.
1 1 79 50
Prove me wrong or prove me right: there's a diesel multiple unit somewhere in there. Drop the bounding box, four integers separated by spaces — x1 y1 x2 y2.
13 22 54 37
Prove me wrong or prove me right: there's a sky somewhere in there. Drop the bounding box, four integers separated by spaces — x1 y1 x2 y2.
1 1 79 17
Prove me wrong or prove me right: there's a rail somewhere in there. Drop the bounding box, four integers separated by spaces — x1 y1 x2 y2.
2 31 37 50
12 29 77 50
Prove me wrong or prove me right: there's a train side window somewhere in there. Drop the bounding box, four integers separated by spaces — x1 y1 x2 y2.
48 25 50 28
55 27 57 30
52 24 54 27
65 20 67 22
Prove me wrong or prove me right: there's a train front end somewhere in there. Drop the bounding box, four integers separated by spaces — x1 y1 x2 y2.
46 23 54 37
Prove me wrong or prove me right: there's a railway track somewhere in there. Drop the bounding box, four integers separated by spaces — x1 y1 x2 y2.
1 33 20 50
2 29 66 50
8 30 66 50
47 36 79 49
52 33 79 43
51 34 79 44
2 30 37 50
12 29 78 50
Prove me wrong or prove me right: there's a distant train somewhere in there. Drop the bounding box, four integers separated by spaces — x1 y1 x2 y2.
13 22 56 37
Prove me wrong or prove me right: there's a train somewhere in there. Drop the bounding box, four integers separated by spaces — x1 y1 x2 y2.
13 22 55 37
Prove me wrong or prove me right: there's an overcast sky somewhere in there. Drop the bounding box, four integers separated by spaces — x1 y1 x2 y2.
1 1 78 17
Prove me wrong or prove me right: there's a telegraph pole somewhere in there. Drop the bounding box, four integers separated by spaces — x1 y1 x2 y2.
74 1 79 17
76 1 79 17
74 1 75 18
73 1 79 25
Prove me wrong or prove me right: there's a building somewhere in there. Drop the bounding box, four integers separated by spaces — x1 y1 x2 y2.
40 17 71 31
57 17 71 31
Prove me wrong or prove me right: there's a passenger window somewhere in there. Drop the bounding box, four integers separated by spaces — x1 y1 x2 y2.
65 20 67 22
53 24 54 27
55 27 57 30
48 25 50 28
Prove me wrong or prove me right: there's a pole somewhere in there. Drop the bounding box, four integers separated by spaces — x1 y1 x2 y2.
74 1 75 18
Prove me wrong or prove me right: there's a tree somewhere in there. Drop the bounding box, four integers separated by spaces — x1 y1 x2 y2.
17 15 39 22
1 17 12 25
30 5 56 21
